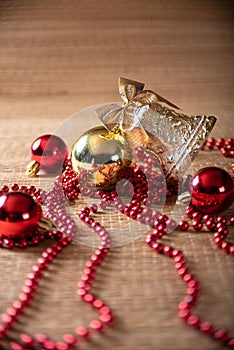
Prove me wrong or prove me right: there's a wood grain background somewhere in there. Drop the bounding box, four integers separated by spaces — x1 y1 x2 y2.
0 1 233 349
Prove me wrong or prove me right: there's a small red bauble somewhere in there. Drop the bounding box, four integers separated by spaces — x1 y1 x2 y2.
30 134 68 173
191 167 234 214
0 192 42 237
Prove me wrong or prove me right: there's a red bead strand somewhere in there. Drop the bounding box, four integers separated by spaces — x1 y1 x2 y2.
144 209 233 347
203 137 234 158
0 137 233 349
0 180 114 350
110 137 234 346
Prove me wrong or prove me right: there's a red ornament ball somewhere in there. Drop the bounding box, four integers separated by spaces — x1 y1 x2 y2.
31 134 68 173
191 167 234 214
0 192 42 237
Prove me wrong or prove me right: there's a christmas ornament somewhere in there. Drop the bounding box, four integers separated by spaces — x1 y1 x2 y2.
95 77 217 186
0 185 113 350
71 125 133 191
26 134 68 176
71 78 216 191
0 192 42 237
191 167 234 213
1 71 233 348
0 136 234 349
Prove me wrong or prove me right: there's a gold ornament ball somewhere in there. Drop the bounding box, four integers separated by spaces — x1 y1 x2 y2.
71 126 133 190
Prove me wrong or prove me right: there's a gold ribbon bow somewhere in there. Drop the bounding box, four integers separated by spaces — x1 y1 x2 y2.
96 77 179 133
118 77 179 109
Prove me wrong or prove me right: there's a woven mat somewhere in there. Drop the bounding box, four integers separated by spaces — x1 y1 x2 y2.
0 1 233 349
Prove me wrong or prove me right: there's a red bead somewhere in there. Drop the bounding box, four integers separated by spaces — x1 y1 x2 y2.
220 147 229 157
1 313 14 325
11 183 19 191
7 307 17 317
3 238 14 249
75 326 89 338
178 221 189 231
186 205 195 219
207 137 216 145
163 246 173 257
206 142 214 150
214 329 230 342
83 293 94 303
183 274 193 283
187 315 200 328
20 334 33 345
205 220 216 231
200 321 215 335
192 221 203 231
216 216 227 224
0 324 8 336
177 267 188 278
100 314 113 323
178 301 189 310
203 214 212 222
35 333 48 344
93 299 104 309
228 339 234 346
0 192 42 237
192 212 202 221
55 342 69 350
31 134 68 173
90 320 103 331
216 138 225 148
191 167 234 213
63 334 77 345
42 340 56 350
99 306 111 315
221 241 230 253
229 246 234 256
10 343 24 350
152 242 163 253
178 309 190 320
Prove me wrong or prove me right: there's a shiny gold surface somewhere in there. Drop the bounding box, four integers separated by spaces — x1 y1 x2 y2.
71 126 133 190
26 160 40 177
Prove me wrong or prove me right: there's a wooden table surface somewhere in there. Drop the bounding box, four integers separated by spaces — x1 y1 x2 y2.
0 1 233 349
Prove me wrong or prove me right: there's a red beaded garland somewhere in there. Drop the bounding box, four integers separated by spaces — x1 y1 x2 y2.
0 182 113 350
0 136 233 349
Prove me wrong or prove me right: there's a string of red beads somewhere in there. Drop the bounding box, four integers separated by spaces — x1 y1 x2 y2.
77 137 234 347
78 186 234 347
0 137 233 349
90 192 234 346
202 137 234 158
0 183 114 350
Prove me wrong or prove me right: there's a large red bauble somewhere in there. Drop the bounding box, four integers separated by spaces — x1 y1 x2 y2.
0 192 42 237
191 167 234 214
31 134 68 173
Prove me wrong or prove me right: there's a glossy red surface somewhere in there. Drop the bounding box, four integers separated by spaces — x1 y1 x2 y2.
191 167 234 213
0 192 42 236
31 134 68 173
